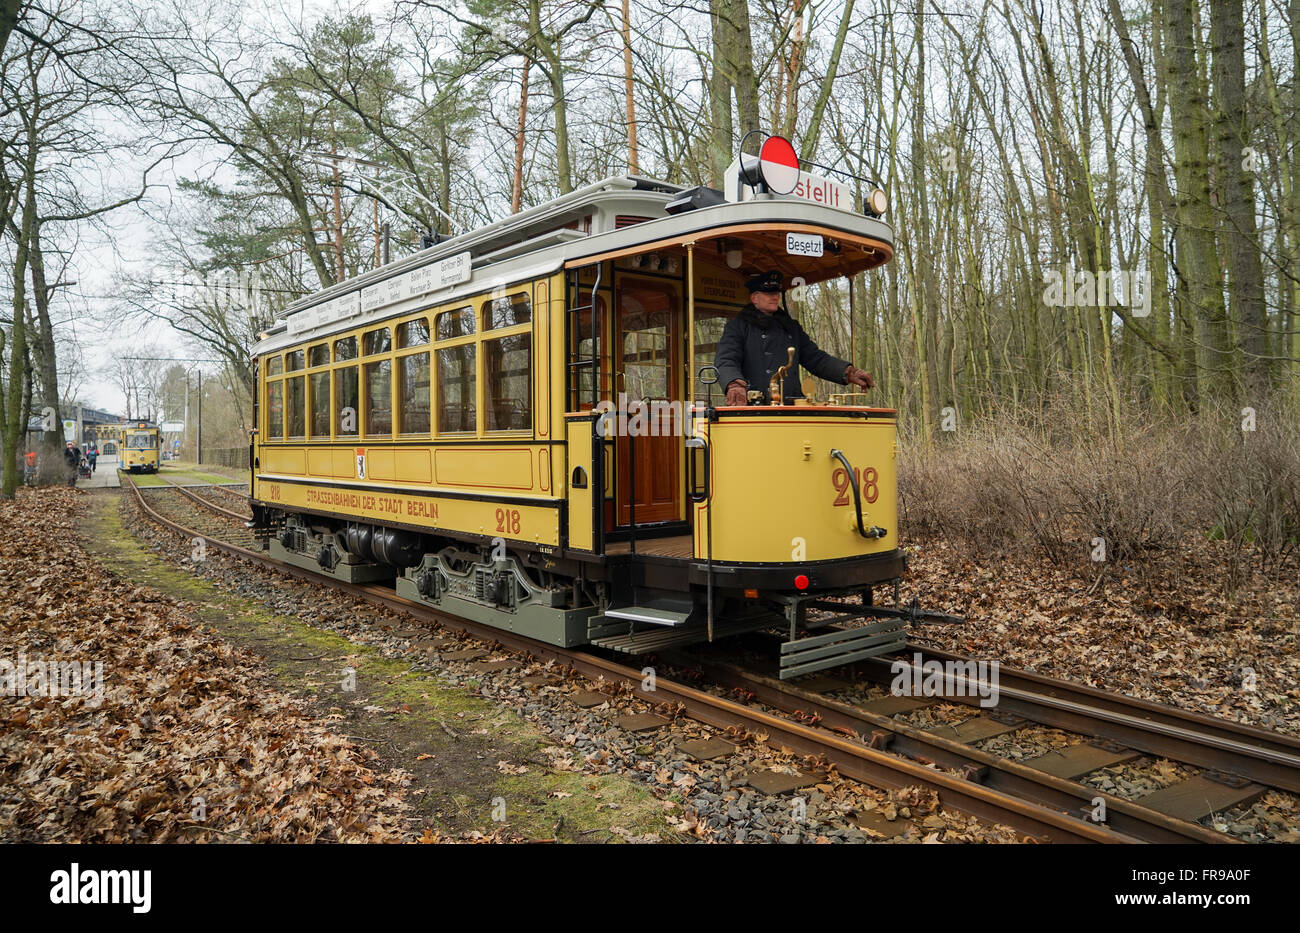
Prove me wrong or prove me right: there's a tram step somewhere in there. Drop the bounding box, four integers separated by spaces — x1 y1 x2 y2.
590 625 710 653
603 600 694 627
589 615 776 654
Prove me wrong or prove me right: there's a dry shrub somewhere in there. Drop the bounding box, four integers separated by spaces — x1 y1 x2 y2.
1196 406 1300 583
898 392 1300 585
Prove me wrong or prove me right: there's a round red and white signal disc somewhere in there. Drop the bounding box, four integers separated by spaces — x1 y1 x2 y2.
759 136 799 194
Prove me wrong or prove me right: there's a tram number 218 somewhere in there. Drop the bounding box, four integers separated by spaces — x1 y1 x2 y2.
495 508 522 534
831 466 878 506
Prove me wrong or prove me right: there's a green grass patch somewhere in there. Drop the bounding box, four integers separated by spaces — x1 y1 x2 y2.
119 466 237 486
168 460 246 480
491 772 675 842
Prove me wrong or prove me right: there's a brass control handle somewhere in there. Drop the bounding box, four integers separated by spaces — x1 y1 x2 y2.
769 346 796 406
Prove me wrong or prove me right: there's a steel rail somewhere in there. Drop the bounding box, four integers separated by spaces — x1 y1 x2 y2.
204 482 251 502
120 476 1134 844
862 646 1300 794
150 476 253 524
677 656 1231 843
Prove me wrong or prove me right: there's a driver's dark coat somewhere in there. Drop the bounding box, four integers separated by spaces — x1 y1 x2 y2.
714 304 850 401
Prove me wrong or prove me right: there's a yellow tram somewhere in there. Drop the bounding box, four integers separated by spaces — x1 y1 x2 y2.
122 423 161 474
250 140 931 678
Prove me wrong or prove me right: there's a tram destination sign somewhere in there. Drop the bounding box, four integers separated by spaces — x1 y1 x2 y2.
288 291 361 334
289 250 473 334
359 250 472 314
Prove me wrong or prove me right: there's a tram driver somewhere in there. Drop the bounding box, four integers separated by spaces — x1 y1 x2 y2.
716 271 875 406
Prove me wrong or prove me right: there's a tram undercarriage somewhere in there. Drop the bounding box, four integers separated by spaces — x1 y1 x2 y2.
258 507 952 678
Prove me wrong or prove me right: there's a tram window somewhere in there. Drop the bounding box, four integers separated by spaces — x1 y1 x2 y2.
309 343 330 367
310 371 331 437
397 318 430 348
286 375 306 437
485 294 531 330
334 336 357 361
267 356 283 376
364 359 392 435
267 381 284 439
570 294 607 407
436 307 475 340
484 332 531 431
286 349 305 372
693 306 740 401
335 366 359 436
363 327 391 356
436 344 476 433
398 352 431 434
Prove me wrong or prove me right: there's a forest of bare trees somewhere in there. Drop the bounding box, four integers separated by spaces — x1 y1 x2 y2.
0 0 1297 499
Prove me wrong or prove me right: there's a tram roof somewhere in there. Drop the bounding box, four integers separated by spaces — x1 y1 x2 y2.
258 175 894 355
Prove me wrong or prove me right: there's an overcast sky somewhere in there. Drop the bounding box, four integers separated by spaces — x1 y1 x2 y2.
57 0 386 418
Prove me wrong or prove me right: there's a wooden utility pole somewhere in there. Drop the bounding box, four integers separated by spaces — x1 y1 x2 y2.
622 0 639 175
330 123 345 280
785 0 806 137
512 58 531 213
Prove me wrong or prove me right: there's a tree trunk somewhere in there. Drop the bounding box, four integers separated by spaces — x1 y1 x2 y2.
437 117 452 231
1164 0 1227 403
729 0 760 140
911 0 938 435
547 56 572 194
708 0 733 186
801 0 857 161
2 179 34 498
529 0 572 195
26 220 69 484
1210 0 1266 392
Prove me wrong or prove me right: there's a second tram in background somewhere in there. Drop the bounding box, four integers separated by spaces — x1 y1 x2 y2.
121 422 161 474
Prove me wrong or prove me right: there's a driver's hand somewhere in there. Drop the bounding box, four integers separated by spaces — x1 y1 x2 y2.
844 366 875 390
725 380 749 406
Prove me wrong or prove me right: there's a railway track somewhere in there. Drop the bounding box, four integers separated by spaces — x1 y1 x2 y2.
185 482 251 513
137 479 259 549
120 475 1299 844
879 647 1300 793
153 477 252 523
198 481 251 504
669 649 1299 843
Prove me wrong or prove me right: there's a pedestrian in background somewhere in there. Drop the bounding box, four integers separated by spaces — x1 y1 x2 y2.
63 442 79 487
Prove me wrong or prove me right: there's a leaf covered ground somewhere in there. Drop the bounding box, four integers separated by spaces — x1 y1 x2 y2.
899 533 1300 734
0 486 411 842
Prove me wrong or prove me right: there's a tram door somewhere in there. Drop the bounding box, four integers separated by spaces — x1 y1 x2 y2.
614 277 681 526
